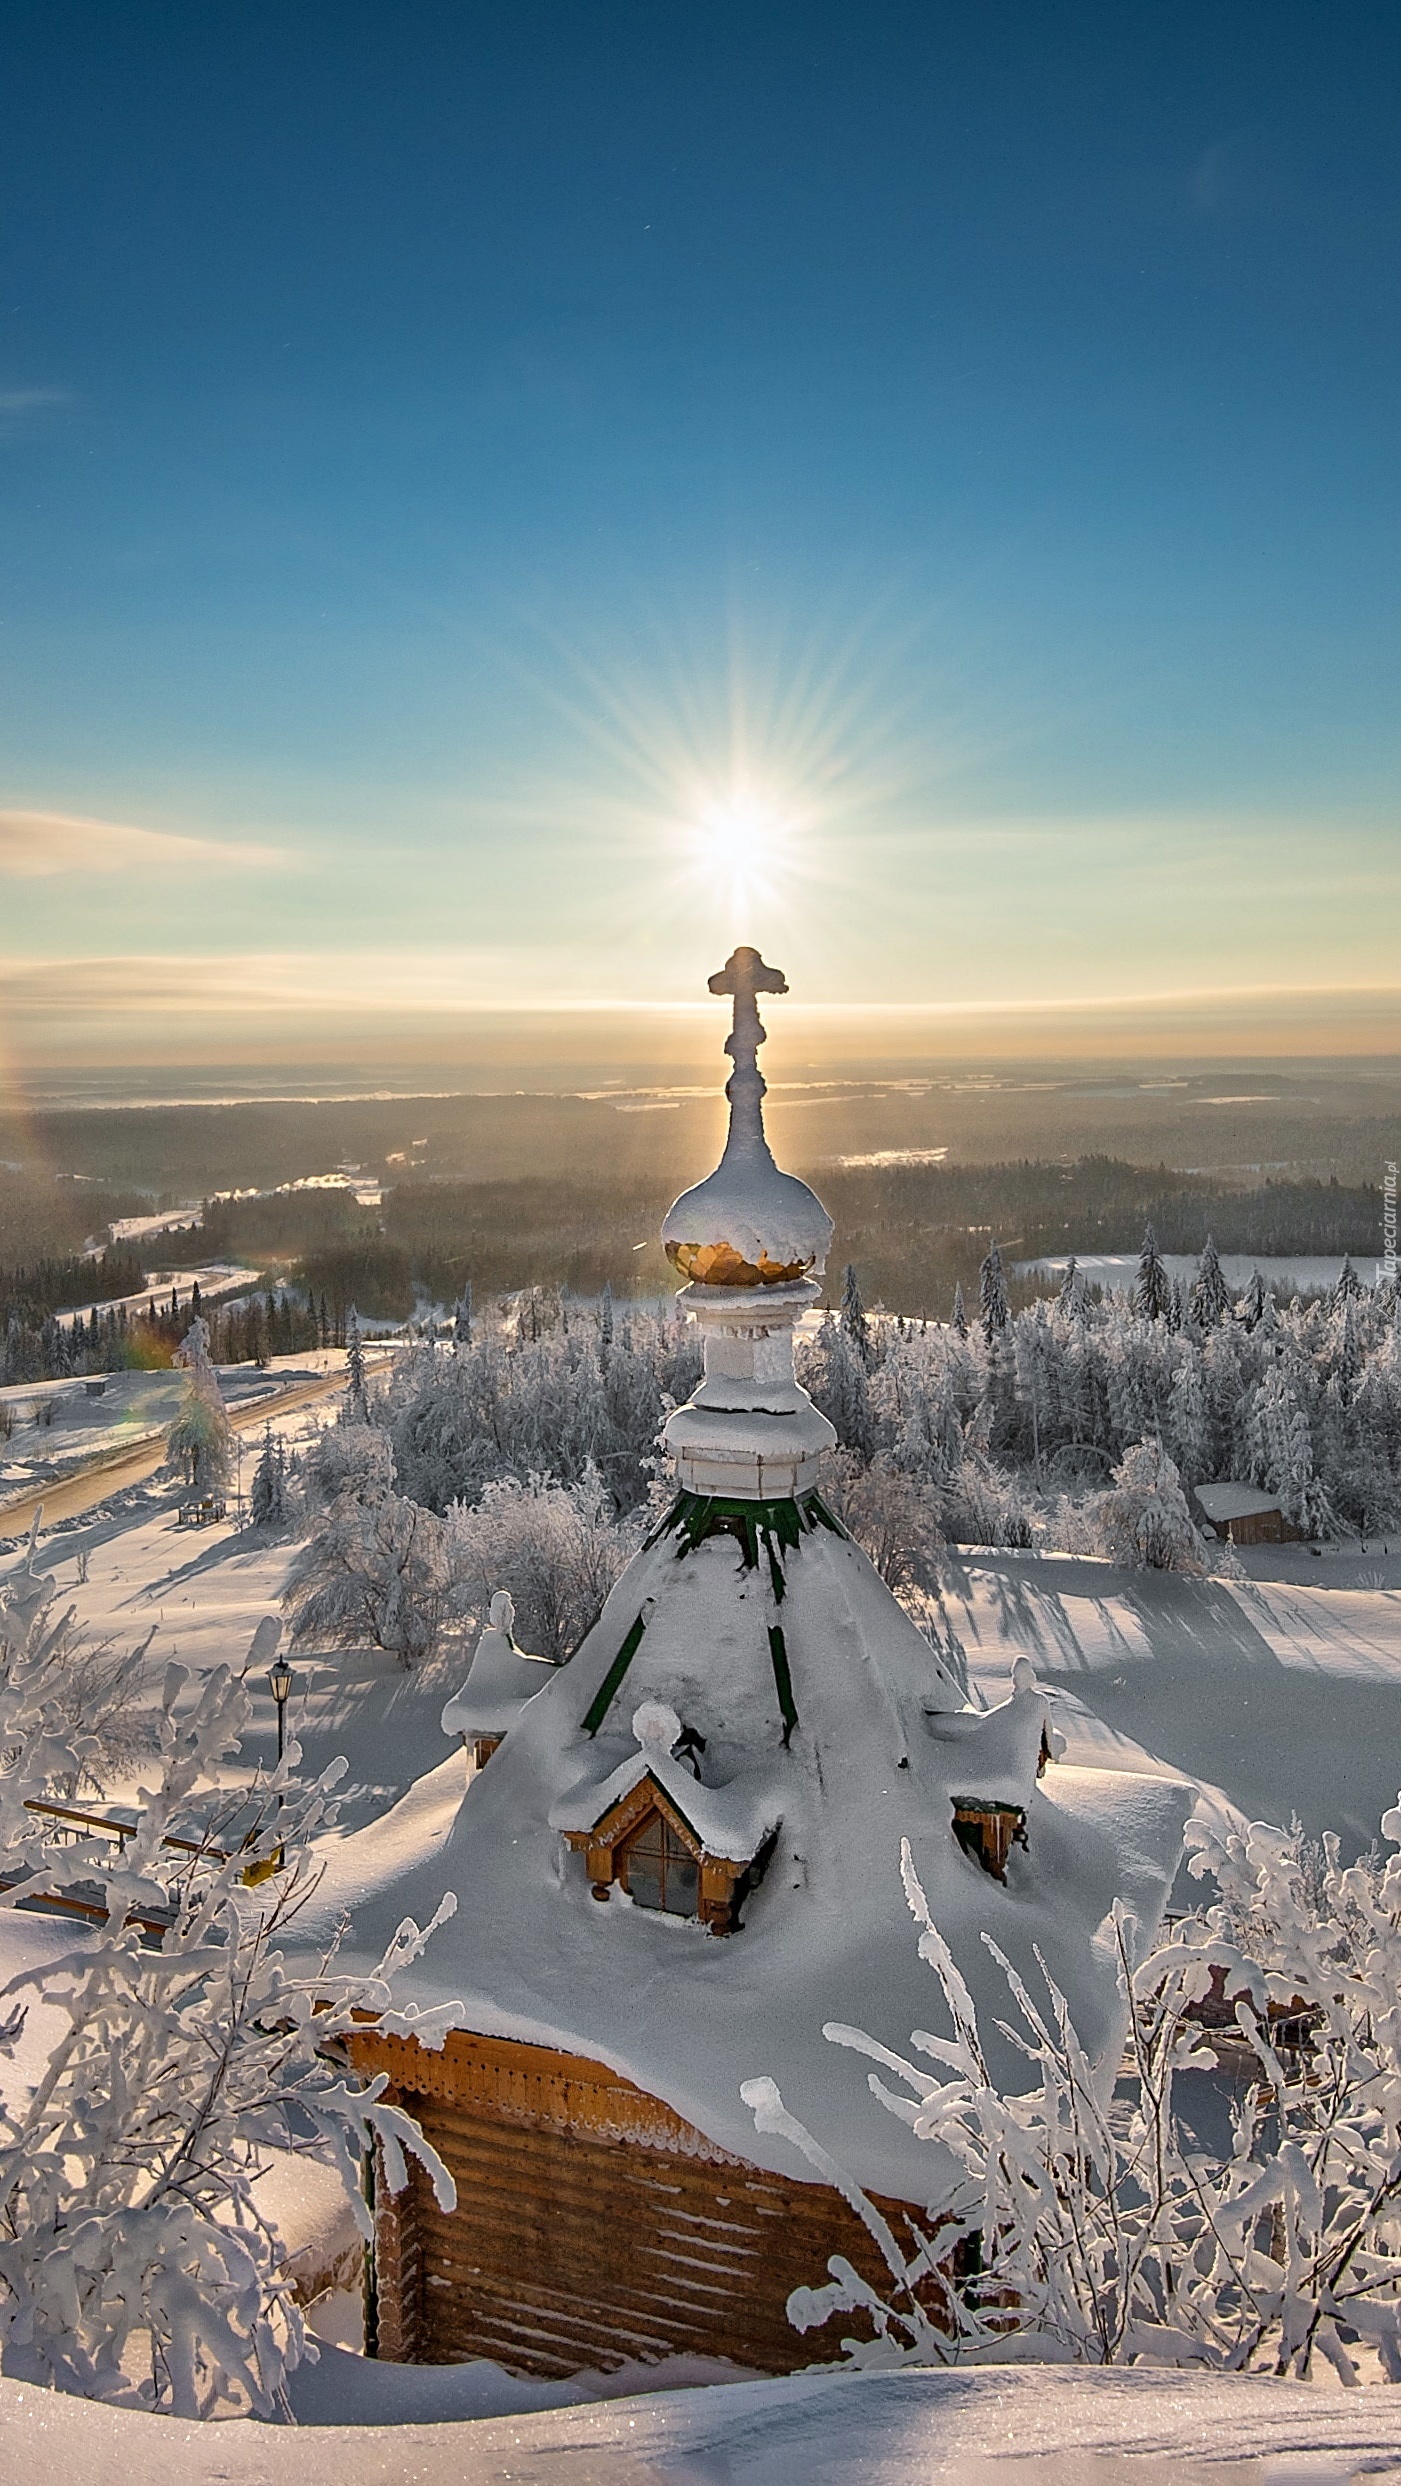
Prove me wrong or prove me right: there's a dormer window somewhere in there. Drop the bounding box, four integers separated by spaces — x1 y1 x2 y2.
618 1810 700 1917
553 1701 780 1936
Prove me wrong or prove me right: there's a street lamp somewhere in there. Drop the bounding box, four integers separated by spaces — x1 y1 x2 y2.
269 1656 294 1767
264 1654 296 1876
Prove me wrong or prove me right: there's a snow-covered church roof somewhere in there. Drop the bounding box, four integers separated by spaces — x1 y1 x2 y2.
294 953 1191 2206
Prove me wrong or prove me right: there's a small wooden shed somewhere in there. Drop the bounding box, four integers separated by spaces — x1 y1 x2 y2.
1191 1481 1300 1546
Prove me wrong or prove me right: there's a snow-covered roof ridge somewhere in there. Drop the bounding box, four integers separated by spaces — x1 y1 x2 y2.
550 1699 784 1862
440 1590 556 1740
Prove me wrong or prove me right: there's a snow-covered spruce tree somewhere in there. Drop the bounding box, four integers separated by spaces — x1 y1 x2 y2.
977 1240 1009 1347
0 1613 456 2417
1240 1268 1272 1332
444 1463 633 1662
344 1304 369 1423
452 1282 473 1351
1189 1235 1231 1330
164 1318 233 1501
1133 1222 1172 1324
839 1264 872 1369
1055 1257 1083 1325
950 1282 968 1340
249 1425 287 1530
1093 1438 1208 1574
745 1792 1401 2380
1333 1254 1363 1307
804 1316 875 1460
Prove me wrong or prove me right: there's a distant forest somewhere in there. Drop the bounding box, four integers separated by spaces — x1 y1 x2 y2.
289 1159 1385 1324
0 1157 1387 1363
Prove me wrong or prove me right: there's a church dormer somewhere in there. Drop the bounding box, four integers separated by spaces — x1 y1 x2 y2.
441 1589 555 1771
552 1703 781 1935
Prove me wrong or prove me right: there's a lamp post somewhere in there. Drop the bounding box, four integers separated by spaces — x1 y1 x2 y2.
267 1655 294 1875
269 1656 294 1768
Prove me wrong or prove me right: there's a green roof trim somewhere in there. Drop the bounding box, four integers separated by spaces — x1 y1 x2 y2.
581 1609 650 1738
768 1622 798 1745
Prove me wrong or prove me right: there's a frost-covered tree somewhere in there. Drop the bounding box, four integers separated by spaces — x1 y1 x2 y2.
978 1240 1009 1345
283 1477 454 1667
445 1465 632 1662
0 1606 455 2416
1133 1223 1172 1323
839 1264 872 1368
1189 1234 1231 1329
344 1305 369 1423
1055 1257 1083 1325
1333 1254 1363 1307
826 1451 942 1589
1094 1438 1207 1574
0 1516 154 1797
165 1318 232 1500
805 1317 875 1459
1239 1268 1272 1332
452 1282 473 1351
249 1426 287 1530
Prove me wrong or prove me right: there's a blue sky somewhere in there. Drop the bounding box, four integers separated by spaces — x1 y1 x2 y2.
1 1 1399 1061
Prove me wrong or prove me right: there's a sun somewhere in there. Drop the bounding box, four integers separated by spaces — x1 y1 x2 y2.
696 792 793 925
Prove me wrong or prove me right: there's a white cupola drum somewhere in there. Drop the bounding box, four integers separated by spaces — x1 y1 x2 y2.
662 948 837 1501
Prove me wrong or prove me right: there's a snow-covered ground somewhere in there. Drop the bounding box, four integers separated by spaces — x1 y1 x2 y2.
1017 1251 1379 1297
7 2362 1401 2477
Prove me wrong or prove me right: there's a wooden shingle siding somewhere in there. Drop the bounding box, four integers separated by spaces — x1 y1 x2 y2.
353 2026 938 2375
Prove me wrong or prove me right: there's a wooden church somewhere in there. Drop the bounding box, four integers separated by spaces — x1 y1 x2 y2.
313 948 1191 2378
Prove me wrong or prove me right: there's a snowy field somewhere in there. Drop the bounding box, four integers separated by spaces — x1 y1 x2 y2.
1017 1251 1380 1298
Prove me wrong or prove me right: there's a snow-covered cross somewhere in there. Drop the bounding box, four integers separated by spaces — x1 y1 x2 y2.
708 946 787 1106
708 946 788 1152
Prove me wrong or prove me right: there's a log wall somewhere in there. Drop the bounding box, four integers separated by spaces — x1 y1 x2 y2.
351 2025 934 2376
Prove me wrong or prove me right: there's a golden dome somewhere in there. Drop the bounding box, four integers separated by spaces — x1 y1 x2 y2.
660 948 833 1291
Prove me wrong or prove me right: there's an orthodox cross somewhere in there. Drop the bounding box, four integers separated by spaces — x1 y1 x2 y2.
708 948 787 1151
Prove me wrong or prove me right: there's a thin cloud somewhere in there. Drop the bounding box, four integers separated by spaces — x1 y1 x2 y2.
0 387 71 416
0 809 288 878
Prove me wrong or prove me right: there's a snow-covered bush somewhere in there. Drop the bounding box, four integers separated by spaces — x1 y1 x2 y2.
1091 1439 1208 1574
747 1793 1401 2383
0 1516 154 1796
0 1611 457 2417
445 1464 635 1661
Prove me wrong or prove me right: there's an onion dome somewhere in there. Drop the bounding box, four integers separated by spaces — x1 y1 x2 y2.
661 948 833 1287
